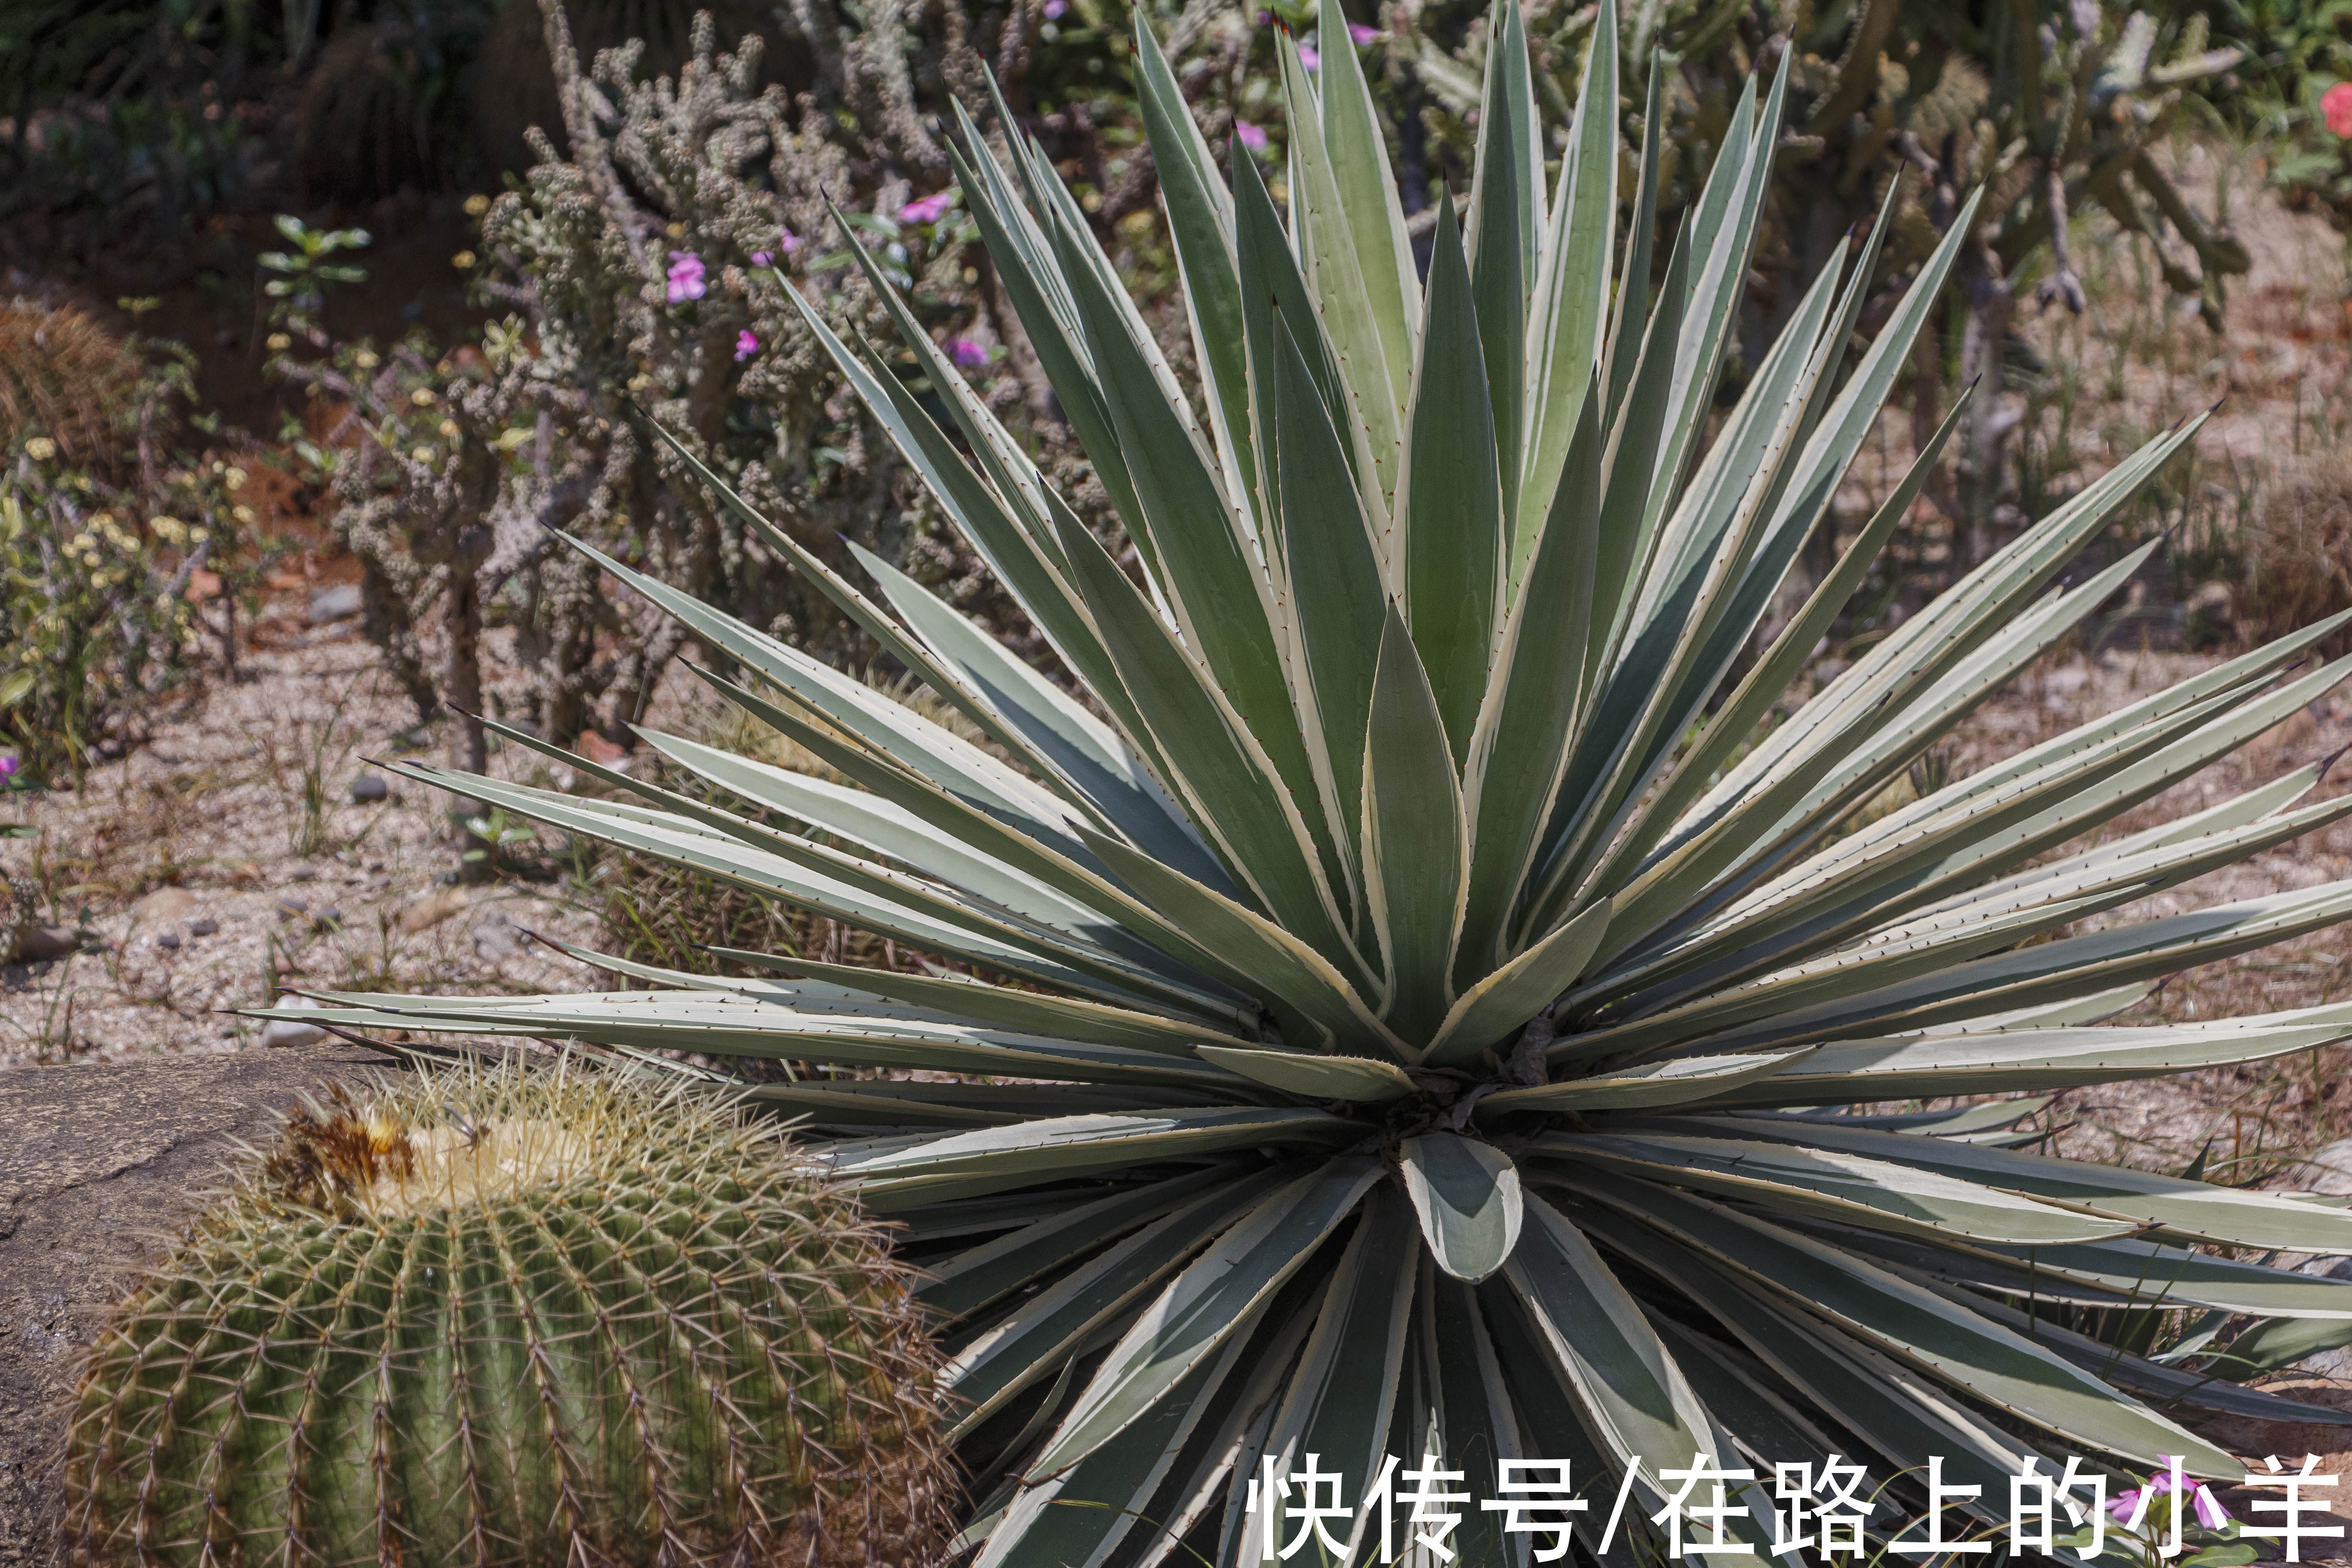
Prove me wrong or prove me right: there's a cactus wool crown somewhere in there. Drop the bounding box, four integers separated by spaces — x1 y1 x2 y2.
63 1057 954 1568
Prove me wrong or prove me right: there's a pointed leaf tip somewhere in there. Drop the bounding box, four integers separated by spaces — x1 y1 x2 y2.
1399 1132 1524 1281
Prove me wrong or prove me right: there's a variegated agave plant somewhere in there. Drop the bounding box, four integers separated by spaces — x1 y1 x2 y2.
298 2 2352 1562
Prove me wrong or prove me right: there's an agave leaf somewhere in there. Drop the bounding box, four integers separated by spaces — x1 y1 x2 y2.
1314 0 1416 406
1676 1020 2349 1107
1029 1155 1384 1475
825 1108 1360 1197
1501 1194 1722 1504
1464 0 1535 521
1193 1043 1416 1102
1398 193 1504 760
1421 898 1612 1066
1046 502 1362 974
1542 1130 2140 1246
1587 1180 2238 1474
1273 310 1387 904
1424 1273 1527 1565
845 539 1231 894
1259 1186 1418 1543
946 1177 1259 1434
1399 1133 1525 1283
1957 1290 2352 1428
1517 0 1615 559
922 1168 1253 1323
1586 1213 2032 1518
1676 1114 2352 1256
738 1081 1246 1131
1279 31 1403 529
1362 609 1470 1039
715 950 1256 1058
1129 13 1251 531
1475 1047 1816 1115
1078 827 1403 1059
1457 373 1603 988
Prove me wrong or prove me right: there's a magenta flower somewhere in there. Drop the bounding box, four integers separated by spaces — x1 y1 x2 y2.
665 251 707 303
1044 0 1066 16
1234 119 1269 153
1348 21 1379 43
750 226 799 268
1298 43 1320 68
735 330 759 362
0 755 17 780
897 192 954 225
948 337 989 370
2109 1461 2230 1531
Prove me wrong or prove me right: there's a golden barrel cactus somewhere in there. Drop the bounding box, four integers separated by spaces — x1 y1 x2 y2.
62 1057 953 1567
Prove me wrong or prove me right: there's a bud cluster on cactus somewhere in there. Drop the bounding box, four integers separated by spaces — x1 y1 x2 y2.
63 1057 954 1568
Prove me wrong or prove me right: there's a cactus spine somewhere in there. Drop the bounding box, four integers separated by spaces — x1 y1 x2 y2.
62 1057 953 1567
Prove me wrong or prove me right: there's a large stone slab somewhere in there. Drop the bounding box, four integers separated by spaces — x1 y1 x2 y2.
0 1044 395 1568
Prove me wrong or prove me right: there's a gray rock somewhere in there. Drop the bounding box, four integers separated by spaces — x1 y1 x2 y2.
2288 1140 2352 1197
306 582 363 625
316 906 343 926
156 932 180 951
188 918 219 938
470 908 526 963
349 772 390 804
258 994 327 1050
277 897 308 916
0 1041 395 1563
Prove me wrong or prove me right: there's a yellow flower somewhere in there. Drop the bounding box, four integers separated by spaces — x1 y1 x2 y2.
438 420 459 438
353 348 380 369
267 332 292 351
232 505 256 524
189 527 208 543
411 445 436 463
147 518 181 539
410 387 437 407
464 194 491 217
452 251 477 270
24 436 55 461
224 466 247 490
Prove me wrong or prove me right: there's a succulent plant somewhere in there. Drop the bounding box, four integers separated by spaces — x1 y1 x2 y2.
62 1057 952 1568
282 0 2352 1561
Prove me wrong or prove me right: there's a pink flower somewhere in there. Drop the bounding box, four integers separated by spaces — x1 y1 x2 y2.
665 251 707 303
1234 119 1269 153
0 756 17 780
1298 43 1320 69
1348 21 1379 43
2109 1461 2231 1532
735 330 759 362
948 337 989 370
749 227 799 268
897 192 954 225
2326 81 2352 139
1043 0 1066 16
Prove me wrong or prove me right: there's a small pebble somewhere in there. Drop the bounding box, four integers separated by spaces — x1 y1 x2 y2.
318 906 344 925
260 993 328 1049
156 931 181 950
350 772 390 804
189 918 219 937
279 897 309 915
291 867 319 883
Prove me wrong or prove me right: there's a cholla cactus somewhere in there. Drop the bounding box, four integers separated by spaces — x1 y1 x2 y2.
63 1057 954 1568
